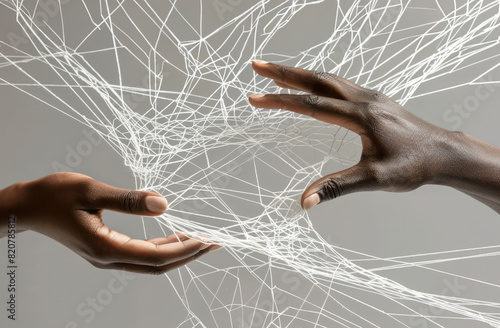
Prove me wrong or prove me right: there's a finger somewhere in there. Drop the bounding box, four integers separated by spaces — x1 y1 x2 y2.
147 233 218 248
103 246 215 275
301 165 376 210
96 227 210 267
249 94 364 133
274 80 300 91
146 232 190 245
252 60 362 100
89 180 168 216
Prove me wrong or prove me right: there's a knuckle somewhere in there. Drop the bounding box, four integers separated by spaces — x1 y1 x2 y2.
119 190 140 213
355 101 371 113
451 130 467 142
312 70 334 84
367 89 389 103
366 102 401 126
275 65 291 83
318 178 344 202
351 102 375 127
310 71 335 94
366 102 384 115
358 102 386 127
277 94 286 111
303 94 322 109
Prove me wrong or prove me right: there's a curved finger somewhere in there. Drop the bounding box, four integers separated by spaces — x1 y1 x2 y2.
252 60 363 100
102 246 218 275
146 232 190 245
95 228 211 267
249 93 365 133
147 233 218 248
301 165 377 210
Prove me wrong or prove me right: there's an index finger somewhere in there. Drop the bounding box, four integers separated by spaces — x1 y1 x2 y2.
251 60 363 100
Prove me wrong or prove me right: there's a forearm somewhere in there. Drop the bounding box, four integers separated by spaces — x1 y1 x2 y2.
435 131 500 213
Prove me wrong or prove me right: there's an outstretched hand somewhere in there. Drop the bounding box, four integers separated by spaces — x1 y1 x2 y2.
249 60 458 210
0 172 220 274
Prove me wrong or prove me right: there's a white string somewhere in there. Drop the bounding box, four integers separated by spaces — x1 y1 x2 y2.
2 0 500 326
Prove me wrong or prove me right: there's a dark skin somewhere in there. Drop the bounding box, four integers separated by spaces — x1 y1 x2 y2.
0 172 221 275
2 61 500 275
249 59 500 214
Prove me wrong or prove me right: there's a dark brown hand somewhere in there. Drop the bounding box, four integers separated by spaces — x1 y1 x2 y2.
249 60 500 213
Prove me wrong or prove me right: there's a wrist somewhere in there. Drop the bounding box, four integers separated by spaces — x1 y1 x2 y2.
0 181 30 235
432 130 500 191
429 130 467 185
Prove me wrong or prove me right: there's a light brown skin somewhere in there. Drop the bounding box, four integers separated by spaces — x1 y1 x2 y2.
0 172 221 275
249 60 500 213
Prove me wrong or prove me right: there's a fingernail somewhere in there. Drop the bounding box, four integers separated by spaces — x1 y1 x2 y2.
145 196 168 213
302 193 320 210
252 59 268 64
208 244 223 252
250 94 265 99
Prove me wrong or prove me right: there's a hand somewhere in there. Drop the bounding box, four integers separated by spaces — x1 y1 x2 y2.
249 60 460 210
0 172 221 274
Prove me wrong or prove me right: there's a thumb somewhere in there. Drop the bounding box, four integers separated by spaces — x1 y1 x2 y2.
90 180 168 216
301 165 373 210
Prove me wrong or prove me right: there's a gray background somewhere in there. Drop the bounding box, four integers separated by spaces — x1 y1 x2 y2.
1 1 500 327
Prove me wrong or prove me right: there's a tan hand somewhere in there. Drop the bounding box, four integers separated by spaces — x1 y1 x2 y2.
1 172 220 274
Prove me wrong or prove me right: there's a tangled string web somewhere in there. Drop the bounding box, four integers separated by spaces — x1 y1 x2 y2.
2 0 500 326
